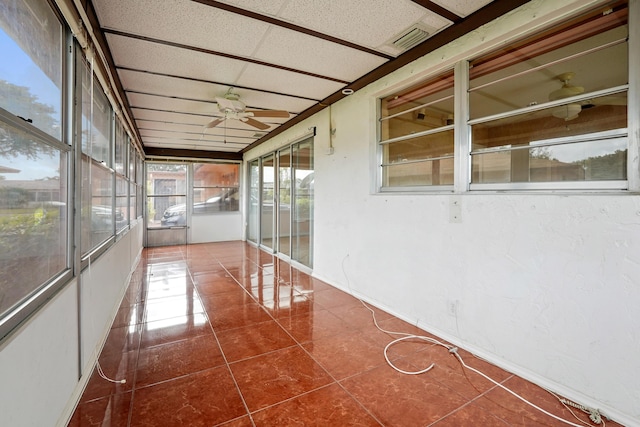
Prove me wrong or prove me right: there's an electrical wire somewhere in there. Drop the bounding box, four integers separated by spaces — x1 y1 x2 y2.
341 255 601 427
96 360 126 384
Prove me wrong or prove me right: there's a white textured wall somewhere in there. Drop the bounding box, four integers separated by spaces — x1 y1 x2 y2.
0 222 143 427
190 212 242 243
0 282 78 427
244 1 640 424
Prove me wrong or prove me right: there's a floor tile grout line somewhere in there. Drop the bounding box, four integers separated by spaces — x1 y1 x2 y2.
188 258 258 427
334 380 387 427
126 252 147 427
217 248 358 421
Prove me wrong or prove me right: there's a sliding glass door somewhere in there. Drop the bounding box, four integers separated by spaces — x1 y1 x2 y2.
278 148 292 257
247 159 260 243
291 140 314 267
260 154 275 250
246 137 314 268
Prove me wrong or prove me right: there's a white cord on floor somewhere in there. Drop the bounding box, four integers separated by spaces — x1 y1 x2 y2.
340 255 600 427
96 360 126 384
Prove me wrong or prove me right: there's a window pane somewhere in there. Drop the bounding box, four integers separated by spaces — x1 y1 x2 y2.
380 71 455 189
472 93 627 152
469 5 628 187
80 59 112 164
0 120 67 317
469 10 628 120
471 91 627 184
381 71 454 141
385 130 454 163
247 159 259 243
129 181 136 221
136 185 142 219
115 175 127 232
81 156 114 253
384 158 454 187
382 130 454 187
146 164 187 228
472 137 627 184
292 141 314 268
0 0 62 140
129 144 136 180
114 120 125 175
192 163 240 213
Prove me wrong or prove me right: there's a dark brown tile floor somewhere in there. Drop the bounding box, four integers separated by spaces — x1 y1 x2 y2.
69 242 621 427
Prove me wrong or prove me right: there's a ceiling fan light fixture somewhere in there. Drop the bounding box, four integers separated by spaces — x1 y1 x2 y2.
552 103 582 121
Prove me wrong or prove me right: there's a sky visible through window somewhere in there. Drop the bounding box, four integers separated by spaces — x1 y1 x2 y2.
0 29 61 181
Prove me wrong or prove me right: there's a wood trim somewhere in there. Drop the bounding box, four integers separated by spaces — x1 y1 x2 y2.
103 29 350 85
191 0 394 60
144 147 243 161
470 6 628 78
409 0 462 23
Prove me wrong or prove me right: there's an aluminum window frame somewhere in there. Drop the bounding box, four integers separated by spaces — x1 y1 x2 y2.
376 1 635 194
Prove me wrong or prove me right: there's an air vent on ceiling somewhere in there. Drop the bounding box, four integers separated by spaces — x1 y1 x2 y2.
392 25 430 51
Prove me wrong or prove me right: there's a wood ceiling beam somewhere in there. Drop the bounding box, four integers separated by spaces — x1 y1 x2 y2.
409 0 463 23
144 147 243 161
103 29 350 85
191 0 394 60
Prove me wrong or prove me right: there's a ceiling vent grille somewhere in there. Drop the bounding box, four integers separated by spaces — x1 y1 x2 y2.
392 26 430 51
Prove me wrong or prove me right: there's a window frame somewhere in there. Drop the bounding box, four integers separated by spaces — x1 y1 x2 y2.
191 162 241 215
0 3 73 340
376 1 636 194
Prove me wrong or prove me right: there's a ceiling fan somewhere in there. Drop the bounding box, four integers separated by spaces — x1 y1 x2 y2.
548 72 584 121
205 89 290 131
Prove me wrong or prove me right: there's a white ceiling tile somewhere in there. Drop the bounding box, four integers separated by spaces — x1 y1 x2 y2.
430 0 494 18
277 0 436 50
106 34 246 85
253 27 388 81
133 108 281 133
141 131 252 146
208 0 289 17
127 93 216 116
118 69 316 113
137 120 259 140
93 0 269 57
237 64 344 100
132 108 211 127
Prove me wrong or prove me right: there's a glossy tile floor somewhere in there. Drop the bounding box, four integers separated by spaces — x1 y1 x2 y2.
69 242 621 427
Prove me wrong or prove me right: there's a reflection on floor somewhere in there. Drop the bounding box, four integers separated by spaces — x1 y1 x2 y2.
69 242 620 426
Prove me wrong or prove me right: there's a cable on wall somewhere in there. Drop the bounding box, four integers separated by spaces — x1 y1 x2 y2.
340 255 606 427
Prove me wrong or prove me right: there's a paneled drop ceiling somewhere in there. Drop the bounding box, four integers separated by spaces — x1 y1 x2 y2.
85 0 529 158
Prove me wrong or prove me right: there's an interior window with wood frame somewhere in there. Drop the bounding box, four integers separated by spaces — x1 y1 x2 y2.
469 1 628 186
379 70 454 188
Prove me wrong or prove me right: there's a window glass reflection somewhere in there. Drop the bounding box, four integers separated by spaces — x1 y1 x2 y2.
192 163 240 214
0 121 67 317
81 156 114 253
0 0 62 140
146 164 187 228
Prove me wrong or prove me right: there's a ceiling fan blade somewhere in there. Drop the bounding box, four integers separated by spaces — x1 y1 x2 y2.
246 110 290 118
242 117 270 130
205 118 226 128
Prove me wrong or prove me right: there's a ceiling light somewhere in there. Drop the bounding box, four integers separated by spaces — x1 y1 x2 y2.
552 103 582 121
342 88 354 95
